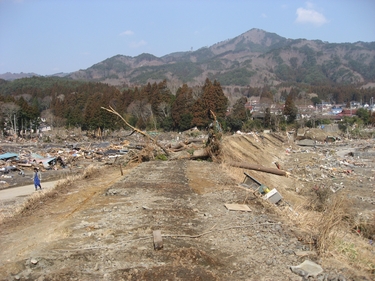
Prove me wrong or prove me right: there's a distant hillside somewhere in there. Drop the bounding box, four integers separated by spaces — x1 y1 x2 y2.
67 28 375 87
0 72 40 81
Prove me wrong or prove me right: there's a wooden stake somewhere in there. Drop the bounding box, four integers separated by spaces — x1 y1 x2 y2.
153 230 163 250
119 163 123 176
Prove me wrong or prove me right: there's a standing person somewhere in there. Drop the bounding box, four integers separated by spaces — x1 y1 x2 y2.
33 168 42 191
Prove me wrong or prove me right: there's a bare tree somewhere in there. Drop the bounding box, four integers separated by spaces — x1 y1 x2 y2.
158 102 171 117
1 102 20 134
166 79 181 96
127 99 153 126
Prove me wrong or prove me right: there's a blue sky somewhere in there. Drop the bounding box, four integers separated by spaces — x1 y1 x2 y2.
0 0 374 76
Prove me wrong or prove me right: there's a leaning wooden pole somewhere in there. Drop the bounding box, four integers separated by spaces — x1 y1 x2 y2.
228 161 287 177
101 106 169 156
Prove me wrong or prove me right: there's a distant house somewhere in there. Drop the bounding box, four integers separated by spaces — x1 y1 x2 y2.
248 96 260 105
245 96 261 112
337 109 357 117
331 107 343 115
40 125 52 132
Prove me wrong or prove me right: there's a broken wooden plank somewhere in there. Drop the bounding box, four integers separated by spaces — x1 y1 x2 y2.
225 204 252 212
153 230 163 250
17 163 32 167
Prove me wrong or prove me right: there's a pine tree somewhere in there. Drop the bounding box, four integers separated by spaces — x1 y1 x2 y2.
192 79 228 128
171 84 194 130
283 94 298 123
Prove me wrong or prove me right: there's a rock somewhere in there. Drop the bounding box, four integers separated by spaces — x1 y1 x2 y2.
282 249 294 255
290 267 308 277
290 260 323 278
30 258 38 265
274 224 282 231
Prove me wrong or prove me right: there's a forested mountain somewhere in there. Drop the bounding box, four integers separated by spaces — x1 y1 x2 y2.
67 28 375 87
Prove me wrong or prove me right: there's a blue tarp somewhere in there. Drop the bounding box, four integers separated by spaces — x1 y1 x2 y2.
0 152 19 161
31 157 57 168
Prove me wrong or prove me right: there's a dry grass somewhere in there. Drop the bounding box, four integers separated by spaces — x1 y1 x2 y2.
333 234 375 275
315 194 353 254
284 190 375 277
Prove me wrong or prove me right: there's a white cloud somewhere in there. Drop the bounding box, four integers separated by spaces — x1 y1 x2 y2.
129 40 147 48
119 30 134 36
295 4 328 26
261 13 267 18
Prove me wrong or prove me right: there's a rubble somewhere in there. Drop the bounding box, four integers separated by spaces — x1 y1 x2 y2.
0 141 130 189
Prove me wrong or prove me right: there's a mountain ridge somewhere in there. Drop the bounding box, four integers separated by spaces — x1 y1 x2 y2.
2 28 375 87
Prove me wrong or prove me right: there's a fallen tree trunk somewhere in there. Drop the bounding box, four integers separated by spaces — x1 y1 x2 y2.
190 148 209 160
227 161 287 176
171 142 186 150
187 138 205 144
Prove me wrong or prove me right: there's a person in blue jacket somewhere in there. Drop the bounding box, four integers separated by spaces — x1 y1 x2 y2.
32 168 42 191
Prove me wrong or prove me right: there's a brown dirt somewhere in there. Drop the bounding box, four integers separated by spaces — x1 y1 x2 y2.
0 134 374 281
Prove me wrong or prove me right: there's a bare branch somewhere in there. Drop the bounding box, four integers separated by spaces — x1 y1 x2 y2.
101 106 169 156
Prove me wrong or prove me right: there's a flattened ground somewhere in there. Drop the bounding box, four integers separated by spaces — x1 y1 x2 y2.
0 160 312 281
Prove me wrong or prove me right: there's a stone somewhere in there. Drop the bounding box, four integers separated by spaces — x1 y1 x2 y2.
290 260 323 278
30 258 38 265
283 249 294 255
290 267 308 277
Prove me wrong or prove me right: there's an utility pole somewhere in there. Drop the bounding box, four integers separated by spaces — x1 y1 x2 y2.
13 114 16 136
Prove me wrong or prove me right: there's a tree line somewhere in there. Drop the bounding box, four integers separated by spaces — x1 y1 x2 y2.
0 76 374 137
0 78 232 134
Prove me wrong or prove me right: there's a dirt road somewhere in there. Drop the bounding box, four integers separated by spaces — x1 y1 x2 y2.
0 180 59 201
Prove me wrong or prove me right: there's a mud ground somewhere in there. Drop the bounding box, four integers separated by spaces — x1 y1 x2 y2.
0 134 374 281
